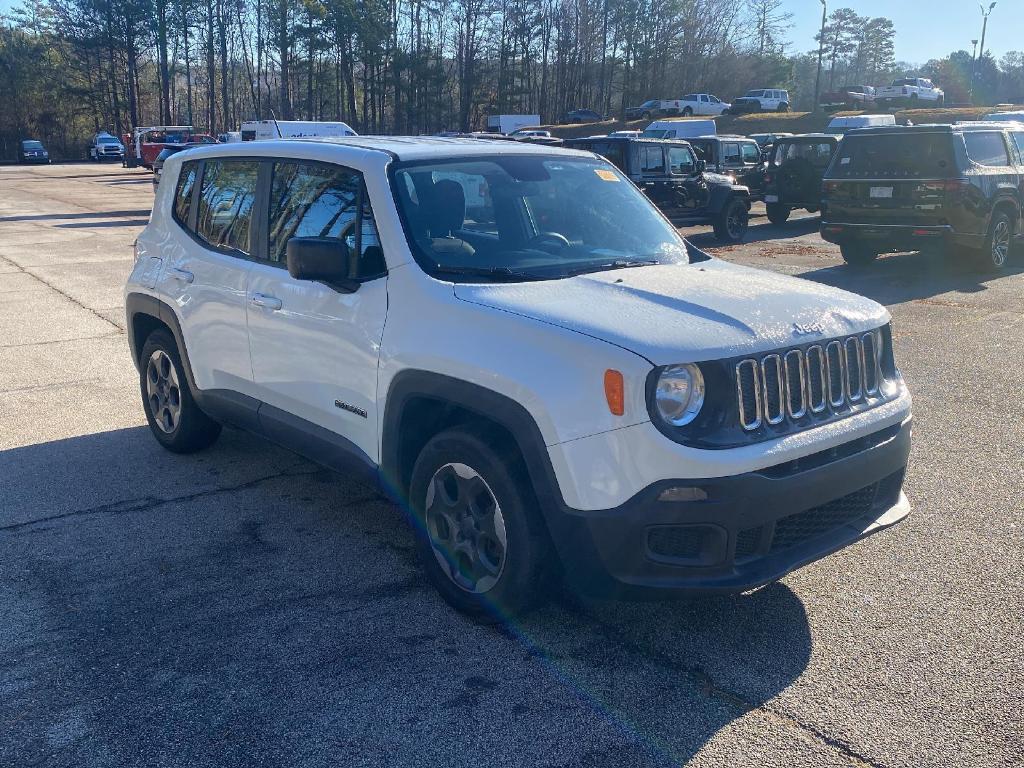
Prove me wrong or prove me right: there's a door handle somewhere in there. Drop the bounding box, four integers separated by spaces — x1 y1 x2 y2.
169 267 194 284
251 293 283 311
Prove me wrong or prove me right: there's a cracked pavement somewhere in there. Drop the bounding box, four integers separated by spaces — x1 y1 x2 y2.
1 162 1021 767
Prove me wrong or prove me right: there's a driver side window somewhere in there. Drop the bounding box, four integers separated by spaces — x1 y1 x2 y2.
668 147 695 175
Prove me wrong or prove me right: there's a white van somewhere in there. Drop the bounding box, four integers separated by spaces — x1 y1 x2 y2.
240 120 357 141
826 115 896 134
641 119 717 140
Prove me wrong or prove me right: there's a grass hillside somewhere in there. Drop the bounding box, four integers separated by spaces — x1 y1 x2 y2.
542 105 1024 139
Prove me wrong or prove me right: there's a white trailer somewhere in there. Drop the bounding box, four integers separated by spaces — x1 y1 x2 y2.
240 120 358 141
485 115 542 135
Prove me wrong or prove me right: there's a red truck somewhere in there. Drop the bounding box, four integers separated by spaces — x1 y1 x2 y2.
820 85 876 111
123 126 218 169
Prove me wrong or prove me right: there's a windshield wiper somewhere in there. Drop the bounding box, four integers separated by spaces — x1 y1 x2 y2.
433 264 547 282
563 259 662 277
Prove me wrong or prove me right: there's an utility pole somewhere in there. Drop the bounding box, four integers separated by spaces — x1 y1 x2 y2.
813 0 827 113
970 2 996 104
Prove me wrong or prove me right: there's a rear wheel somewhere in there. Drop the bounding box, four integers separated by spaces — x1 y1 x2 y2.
409 427 554 621
682 107 693 117
766 203 791 225
713 197 749 243
840 243 878 267
139 329 221 453
777 103 790 112
974 210 1014 271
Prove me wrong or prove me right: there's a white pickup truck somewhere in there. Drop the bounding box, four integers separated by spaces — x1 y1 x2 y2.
875 78 944 107
676 94 731 116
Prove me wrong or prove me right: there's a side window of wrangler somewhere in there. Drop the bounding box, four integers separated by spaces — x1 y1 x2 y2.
195 159 259 254
269 161 384 277
1011 132 1024 164
173 161 198 225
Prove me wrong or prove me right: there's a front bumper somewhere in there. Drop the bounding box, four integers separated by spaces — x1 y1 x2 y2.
546 416 912 598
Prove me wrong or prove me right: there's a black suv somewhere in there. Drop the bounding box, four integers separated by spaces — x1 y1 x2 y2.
821 123 1024 269
763 134 839 224
565 136 751 242
687 135 765 198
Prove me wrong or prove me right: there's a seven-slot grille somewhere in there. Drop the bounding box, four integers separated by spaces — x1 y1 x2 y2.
736 331 883 431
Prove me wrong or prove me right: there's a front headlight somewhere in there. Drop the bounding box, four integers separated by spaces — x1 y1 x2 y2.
655 364 705 426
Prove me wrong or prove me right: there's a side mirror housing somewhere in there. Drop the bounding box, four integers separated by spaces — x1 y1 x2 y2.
695 159 707 174
286 237 359 292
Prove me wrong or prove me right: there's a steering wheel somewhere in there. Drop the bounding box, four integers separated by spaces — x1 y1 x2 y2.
527 232 571 250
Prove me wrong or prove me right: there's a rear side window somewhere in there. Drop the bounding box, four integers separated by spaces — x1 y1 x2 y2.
173 161 198 224
579 141 626 171
829 133 955 179
964 132 1010 166
195 159 259 254
640 145 665 174
269 161 384 276
1012 132 1024 163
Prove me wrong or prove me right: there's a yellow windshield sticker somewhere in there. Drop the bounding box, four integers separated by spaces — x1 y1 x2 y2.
595 169 620 181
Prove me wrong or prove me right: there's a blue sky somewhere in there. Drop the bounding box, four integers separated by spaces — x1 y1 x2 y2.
783 0 1022 65
1 0 1020 66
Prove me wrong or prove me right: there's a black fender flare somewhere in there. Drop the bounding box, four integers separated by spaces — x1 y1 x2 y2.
707 186 750 215
380 369 568 514
125 292 199 394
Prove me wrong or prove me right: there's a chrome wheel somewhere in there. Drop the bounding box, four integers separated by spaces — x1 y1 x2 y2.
992 218 1011 267
145 350 182 434
424 463 507 594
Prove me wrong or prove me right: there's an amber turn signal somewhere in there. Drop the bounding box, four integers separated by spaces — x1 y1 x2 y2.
604 369 624 416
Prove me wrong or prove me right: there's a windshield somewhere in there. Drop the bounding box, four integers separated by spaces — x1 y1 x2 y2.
98 136 120 144
22 141 44 150
640 100 658 108
391 155 688 281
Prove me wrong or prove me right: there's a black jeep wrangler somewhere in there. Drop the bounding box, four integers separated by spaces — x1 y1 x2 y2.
565 136 752 243
763 134 839 225
687 135 766 199
821 123 1024 269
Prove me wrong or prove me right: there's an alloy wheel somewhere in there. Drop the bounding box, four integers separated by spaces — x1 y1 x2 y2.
424 462 508 594
992 218 1010 267
146 349 182 434
727 202 748 240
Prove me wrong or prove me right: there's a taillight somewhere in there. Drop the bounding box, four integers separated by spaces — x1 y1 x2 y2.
822 180 842 194
918 179 969 200
764 173 773 184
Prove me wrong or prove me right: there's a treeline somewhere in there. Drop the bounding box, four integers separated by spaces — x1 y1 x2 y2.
1 0 1023 161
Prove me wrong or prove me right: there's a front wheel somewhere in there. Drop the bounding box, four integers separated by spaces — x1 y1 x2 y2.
712 197 749 243
766 203 791 225
408 427 554 621
840 243 878 267
139 329 221 453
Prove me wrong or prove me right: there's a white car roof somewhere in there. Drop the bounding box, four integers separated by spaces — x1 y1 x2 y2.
178 135 588 162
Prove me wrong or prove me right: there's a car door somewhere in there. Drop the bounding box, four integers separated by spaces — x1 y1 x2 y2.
156 157 258 396
722 142 743 175
244 159 388 462
637 144 674 212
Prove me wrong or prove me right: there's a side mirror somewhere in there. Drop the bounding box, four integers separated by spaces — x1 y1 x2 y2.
286 237 359 292
695 159 707 174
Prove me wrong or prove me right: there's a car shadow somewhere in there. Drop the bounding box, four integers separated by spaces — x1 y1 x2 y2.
54 219 149 229
798 248 1024 306
0 210 151 223
1 426 813 767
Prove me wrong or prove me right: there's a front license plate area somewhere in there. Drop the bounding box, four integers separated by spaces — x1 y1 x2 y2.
869 186 893 199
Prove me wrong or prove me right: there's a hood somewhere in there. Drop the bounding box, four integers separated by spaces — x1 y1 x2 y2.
453 259 888 365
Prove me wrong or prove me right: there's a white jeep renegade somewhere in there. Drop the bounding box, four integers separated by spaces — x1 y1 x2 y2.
126 137 912 618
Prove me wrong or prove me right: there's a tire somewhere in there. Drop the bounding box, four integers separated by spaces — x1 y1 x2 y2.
777 103 789 112
408 426 555 621
766 203 791 225
937 95 945 107
139 329 221 453
974 210 1014 272
641 111 651 120
840 243 879 267
712 197 749 243
682 107 693 117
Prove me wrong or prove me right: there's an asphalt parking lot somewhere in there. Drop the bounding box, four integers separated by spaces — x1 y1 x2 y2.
1 162 1022 768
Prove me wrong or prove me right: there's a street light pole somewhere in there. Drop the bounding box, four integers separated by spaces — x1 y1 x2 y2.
813 0 827 113
970 2 996 104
